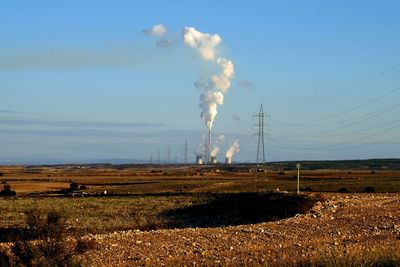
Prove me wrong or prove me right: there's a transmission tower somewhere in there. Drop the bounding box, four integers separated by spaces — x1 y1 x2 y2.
253 103 266 163
167 145 171 164
157 149 161 164
183 140 189 164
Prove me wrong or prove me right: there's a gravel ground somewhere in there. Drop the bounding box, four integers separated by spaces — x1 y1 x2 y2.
79 193 400 266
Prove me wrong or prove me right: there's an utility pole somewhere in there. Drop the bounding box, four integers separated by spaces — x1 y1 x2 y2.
253 103 266 163
296 163 301 195
183 140 189 164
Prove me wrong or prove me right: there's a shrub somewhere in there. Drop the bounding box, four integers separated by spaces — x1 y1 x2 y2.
278 171 285 175
10 209 96 267
75 238 98 254
69 182 79 191
0 183 16 196
337 187 349 193
79 185 88 190
371 170 376 174
304 186 313 192
365 186 376 193
0 251 11 267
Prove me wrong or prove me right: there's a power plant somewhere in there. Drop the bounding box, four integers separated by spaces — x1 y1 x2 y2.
196 155 204 165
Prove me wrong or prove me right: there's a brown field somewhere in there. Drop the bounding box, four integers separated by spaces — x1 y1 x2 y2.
1 164 400 266
1 164 400 195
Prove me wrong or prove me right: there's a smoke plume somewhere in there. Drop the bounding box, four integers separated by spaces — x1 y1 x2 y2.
195 134 207 157
225 140 240 158
144 25 234 130
182 27 235 130
211 134 225 157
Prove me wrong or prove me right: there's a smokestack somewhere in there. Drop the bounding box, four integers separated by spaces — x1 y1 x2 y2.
225 156 232 164
208 129 212 163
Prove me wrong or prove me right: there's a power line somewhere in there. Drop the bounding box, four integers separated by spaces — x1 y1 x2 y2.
265 63 400 108
317 123 400 149
270 123 400 150
273 103 400 139
272 84 400 127
273 102 400 128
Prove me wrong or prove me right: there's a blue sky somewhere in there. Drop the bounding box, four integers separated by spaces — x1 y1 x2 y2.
1 0 400 164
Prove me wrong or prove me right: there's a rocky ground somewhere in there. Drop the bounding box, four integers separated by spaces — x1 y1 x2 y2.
80 193 400 266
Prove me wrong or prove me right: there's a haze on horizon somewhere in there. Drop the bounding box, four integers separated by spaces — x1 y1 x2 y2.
0 1 399 164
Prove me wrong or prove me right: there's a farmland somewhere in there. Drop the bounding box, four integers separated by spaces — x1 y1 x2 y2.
1 160 400 266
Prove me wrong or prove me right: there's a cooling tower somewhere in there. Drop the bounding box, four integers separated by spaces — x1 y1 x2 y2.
196 155 204 165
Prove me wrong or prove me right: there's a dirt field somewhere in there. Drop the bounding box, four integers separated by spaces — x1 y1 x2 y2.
1 163 400 266
79 193 400 266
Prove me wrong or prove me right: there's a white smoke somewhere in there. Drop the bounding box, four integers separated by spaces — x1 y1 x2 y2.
212 58 234 93
198 91 224 129
182 26 235 130
182 27 221 61
195 134 207 157
211 134 225 157
225 140 240 158
143 24 167 36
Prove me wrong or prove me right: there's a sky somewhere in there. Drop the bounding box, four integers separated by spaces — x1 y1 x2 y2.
1 0 400 164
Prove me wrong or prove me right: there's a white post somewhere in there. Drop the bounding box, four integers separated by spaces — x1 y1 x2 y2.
296 163 301 195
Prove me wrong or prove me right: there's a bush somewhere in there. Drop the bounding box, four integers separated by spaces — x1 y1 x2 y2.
365 186 376 193
79 185 88 190
75 238 98 254
0 183 16 196
337 187 349 193
278 171 285 175
0 251 11 267
10 209 96 267
69 182 79 191
304 186 313 192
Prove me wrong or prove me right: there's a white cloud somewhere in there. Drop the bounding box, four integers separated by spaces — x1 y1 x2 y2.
143 24 167 37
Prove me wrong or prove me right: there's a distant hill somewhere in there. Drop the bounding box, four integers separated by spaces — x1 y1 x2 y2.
264 158 400 170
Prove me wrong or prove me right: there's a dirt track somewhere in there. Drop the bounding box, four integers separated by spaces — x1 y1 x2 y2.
81 193 400 266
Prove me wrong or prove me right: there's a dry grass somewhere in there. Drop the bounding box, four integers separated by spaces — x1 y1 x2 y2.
0 195 202 234
294 245 400 267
